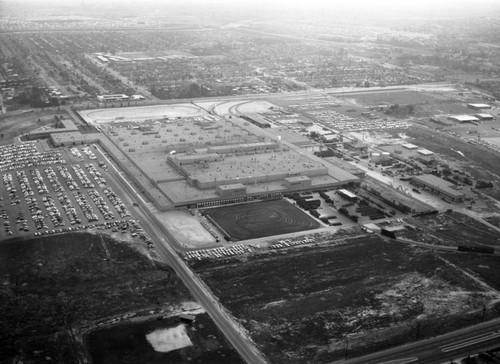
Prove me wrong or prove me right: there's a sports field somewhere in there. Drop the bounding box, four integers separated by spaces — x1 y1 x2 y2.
203 199 320 241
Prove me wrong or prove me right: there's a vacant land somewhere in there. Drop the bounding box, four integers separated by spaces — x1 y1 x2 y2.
202 199 320 241
350 89 439 106
0 110 60 145
0 232 192 363
193 235 499 363
438 252 500 291
86 313 244 364
402 212 500 248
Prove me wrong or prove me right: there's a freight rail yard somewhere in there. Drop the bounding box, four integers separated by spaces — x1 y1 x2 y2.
2 84 500 363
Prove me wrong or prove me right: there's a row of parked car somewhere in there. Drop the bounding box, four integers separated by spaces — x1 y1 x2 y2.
73 164 95 189
3 173 20 205
85 163 106 186
16 170 35 198
103 187 130 218
44 167 64 192
73 191 99 222
69 146 98 160
27 196 49 230
57 192 82 225
58 165 80 191
70 147 83 159
269 236 315 250
88 189 114 220
31 169 49 195
0 142 65 173
184 244 253 260
82 146 97 160
42 195 65 227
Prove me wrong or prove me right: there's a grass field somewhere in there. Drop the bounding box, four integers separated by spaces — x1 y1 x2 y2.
0 233 193 363
192 235 499 363
202 199 320 241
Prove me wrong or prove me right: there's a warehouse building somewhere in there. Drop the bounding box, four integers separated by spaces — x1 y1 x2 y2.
447 115 479 123
412 174 465 202
338 189 358 201
467 103 491 110
474 113 494 121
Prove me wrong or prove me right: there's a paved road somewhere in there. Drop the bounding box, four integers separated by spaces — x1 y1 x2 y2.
338 319 500 364
95 145 266 364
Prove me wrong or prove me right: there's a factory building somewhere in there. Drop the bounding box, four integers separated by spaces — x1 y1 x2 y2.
344 142 368 156
447 115 479 123
412 174 465 202
474 113 494 121
338 189 358 201
467 103 491 110
216 183 247 197
283 176 312 189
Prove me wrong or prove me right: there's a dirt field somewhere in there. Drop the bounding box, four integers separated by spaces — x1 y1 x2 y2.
0 109 63 145
155 210 216 249
85 313 243 364
402 212 500 248
439 252 500 291
0 232 192 363
202 200 321 241
349 89 440 106
192 235 499 363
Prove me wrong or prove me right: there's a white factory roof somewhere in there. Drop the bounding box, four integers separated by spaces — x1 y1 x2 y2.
417 149 434 156
467 103 491 109
448 115 479 122
475 113 493 119
402 143 418 149
338 189 357 199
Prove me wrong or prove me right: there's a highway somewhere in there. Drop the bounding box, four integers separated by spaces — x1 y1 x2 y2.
94 145 267 364
338 318 500 364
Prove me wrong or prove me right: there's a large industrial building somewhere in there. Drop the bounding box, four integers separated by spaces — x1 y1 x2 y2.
412 174 465 202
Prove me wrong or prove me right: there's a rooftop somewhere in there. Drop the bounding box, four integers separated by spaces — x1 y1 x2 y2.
413 174 464 198
448 115 479 122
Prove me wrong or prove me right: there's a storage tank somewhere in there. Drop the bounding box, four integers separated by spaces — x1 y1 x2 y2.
371 152 381 162
381 152 391 161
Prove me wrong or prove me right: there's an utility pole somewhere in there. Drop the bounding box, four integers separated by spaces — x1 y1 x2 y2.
344 336 349 360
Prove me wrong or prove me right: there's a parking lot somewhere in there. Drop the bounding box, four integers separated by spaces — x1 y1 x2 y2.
0 141 135 240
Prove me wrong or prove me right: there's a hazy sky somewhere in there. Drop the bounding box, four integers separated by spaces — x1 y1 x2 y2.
2 0 500 20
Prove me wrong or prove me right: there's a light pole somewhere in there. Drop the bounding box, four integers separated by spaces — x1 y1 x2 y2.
344 336 349 360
